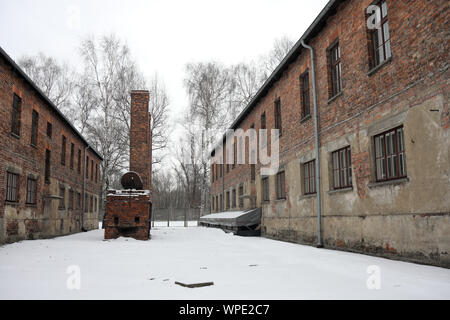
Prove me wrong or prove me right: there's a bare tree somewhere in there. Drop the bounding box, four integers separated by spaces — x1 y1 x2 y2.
18 53 76 120
260 36 295 81
78 34 142 197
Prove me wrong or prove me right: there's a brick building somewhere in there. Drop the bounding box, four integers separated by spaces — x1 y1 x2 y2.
210 0 449 267
0 47 103 244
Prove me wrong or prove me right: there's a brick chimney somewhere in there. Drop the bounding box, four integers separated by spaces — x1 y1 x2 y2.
130 90 152 190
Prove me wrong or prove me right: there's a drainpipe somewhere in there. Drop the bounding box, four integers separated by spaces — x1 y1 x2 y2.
82 145 90 232
222 149 225 212
301 39 323 248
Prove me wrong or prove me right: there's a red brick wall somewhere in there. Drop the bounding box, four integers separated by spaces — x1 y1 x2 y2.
0 52 103 242
211 0 449 203
104 193 151 240
130 90 152 190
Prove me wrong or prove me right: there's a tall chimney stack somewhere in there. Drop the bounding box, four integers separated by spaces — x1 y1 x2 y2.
130 90 152 190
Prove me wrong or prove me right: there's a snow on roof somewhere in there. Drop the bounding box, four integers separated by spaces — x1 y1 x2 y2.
201 211 247 220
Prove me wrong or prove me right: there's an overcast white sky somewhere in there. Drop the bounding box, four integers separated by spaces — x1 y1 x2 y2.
0 0 329 163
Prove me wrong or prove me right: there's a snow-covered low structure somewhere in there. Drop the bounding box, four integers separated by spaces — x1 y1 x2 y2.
199 208 261 236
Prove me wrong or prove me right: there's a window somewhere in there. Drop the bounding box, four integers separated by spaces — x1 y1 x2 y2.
6 172 19 202
68 189 74 210
300 71 310 118
232 189 236 208
90 195 94 212
274 98 282 136
233 144 237 169
226 191 230 210
262 177 270 202
276 171 286 199
76 192 81 210
45 149 51 183
61 135 66 165
26 178 37 204
332 146 352 189
368 0 391 69
59 186 65 209
374 126 406 182
261 112 267 147
31 110 39 146
239 185 244 208
77 149 81 174
304 160 316 195
11 94 22 136
86 156 89 178
46 122 52 138
329 41 342 97
91 159 94 180
220 194 223 211
70 143 74 169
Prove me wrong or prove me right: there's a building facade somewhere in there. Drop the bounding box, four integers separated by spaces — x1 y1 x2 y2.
210 0 449 267
0 47 103 244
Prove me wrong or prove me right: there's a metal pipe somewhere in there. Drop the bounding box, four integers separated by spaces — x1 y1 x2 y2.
301 39 323 248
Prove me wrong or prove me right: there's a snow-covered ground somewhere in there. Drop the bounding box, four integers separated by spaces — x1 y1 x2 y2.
0 225 449 300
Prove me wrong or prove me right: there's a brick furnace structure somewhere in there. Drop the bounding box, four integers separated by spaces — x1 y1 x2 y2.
104 91 152 240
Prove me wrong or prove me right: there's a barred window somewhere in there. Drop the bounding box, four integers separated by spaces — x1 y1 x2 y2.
329 41 342 97
374 126 406 182
304 160 316 195
59 186 65 209
368 0 391 69
332 146 352 189
300 71 310 118
26 178 37 204
262 177 270 202
6 172 19 202
276 171 286 200
11 94 22 136
31 110 39 146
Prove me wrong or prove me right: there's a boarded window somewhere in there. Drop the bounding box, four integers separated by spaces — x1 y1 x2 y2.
368 0 391 69
26 178 37 204
45 149 51 183
276 171 286 199
6 172 19 202
329 41 342 97
374 126 406 182
300 71 310 118
31 110 39 146
11 94 22 136
262 177 270 202
332 146 352 189
304 160 316 195
61 135 66 165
